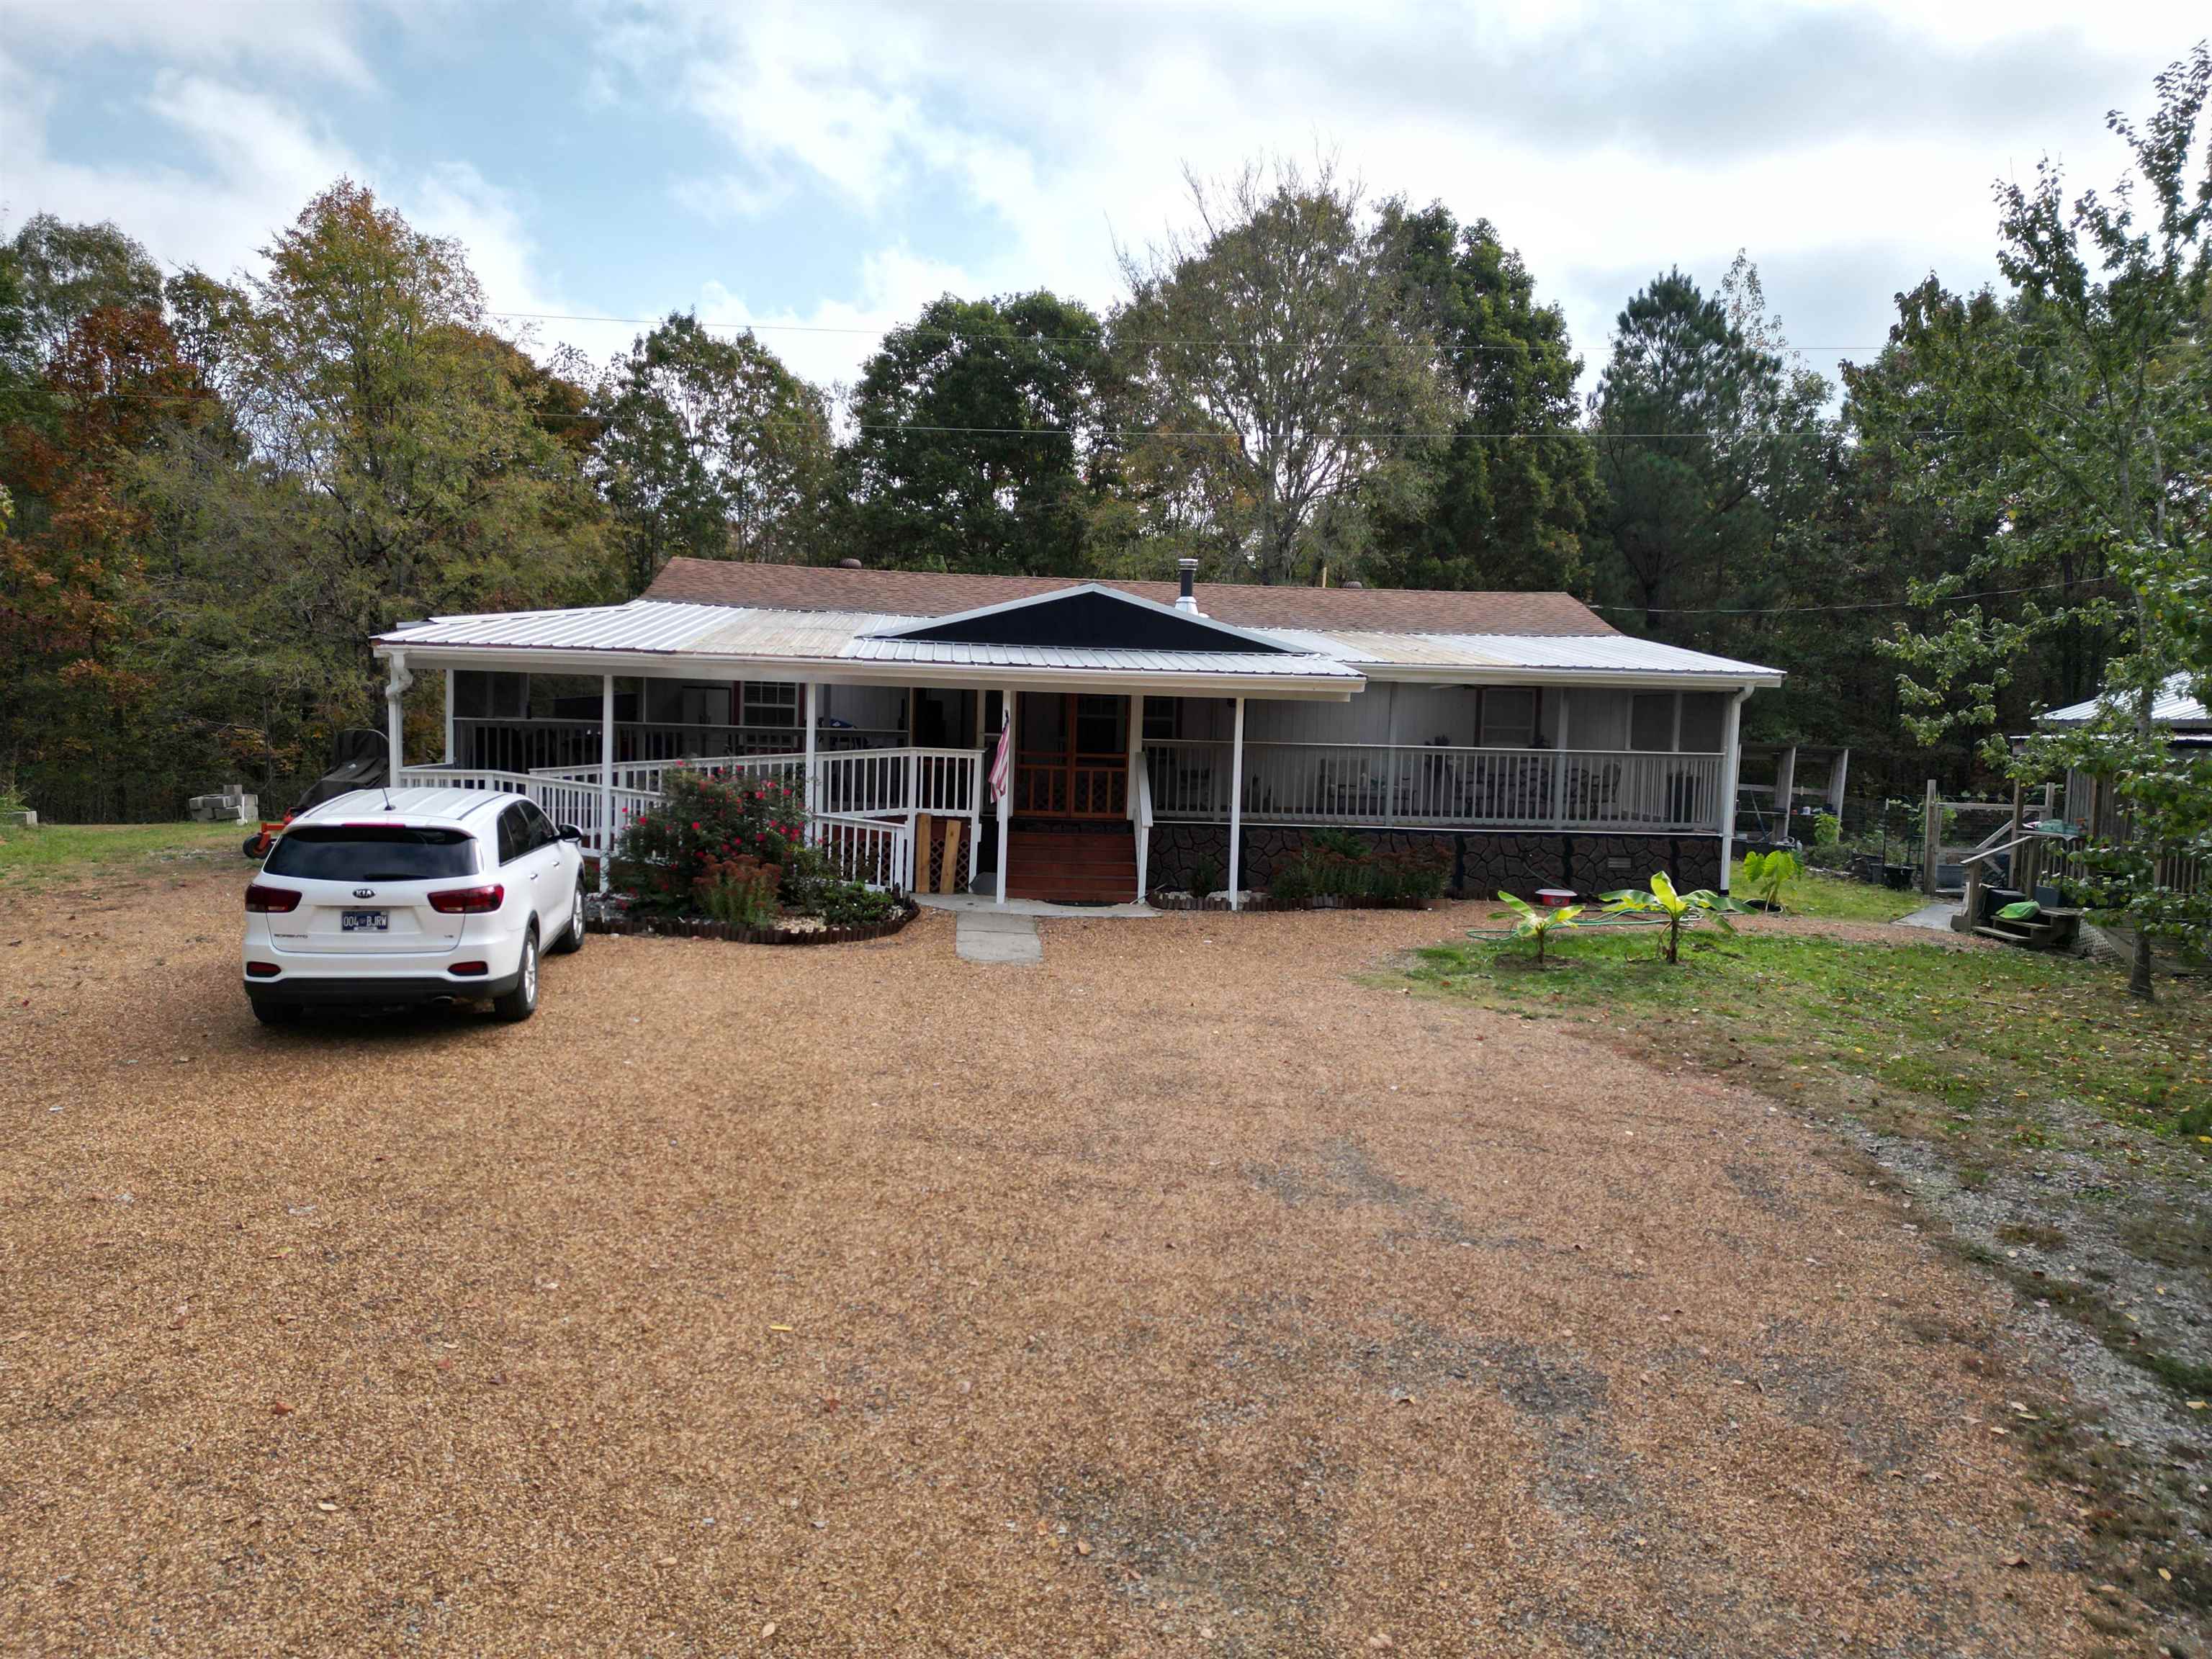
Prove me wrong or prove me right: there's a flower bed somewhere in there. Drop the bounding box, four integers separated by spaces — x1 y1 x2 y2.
1148 891 1442 913
586 894 919 945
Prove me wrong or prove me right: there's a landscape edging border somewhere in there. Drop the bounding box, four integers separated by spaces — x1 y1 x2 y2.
586 897 920 945
1146 893 1442 914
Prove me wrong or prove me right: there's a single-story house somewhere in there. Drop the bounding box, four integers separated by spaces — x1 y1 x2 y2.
371 557 1783 908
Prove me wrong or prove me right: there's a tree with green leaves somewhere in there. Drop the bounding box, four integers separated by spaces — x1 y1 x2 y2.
842 291 1106 576
592 313 833 591
1364 201 1597 591
1882 46 2212 998
1110 159 1445 585
1586 264 1835 642
124 182 616 802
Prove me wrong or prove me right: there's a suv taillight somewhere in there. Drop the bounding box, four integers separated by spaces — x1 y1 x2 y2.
244 884 301 913
428 884 505 914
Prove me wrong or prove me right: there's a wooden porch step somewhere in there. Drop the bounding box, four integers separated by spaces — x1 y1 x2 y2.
1007 829 1138 903
1974 922 2061 950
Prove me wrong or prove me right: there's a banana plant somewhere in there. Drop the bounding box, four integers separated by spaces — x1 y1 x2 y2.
1740 848 1801 909
1491 891 1584 967
1599 871 1742 963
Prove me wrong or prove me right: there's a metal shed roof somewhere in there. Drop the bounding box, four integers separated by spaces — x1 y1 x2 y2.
2040 673 2208 728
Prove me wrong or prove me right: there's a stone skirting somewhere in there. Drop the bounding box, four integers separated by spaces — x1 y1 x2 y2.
1146 824 1723 902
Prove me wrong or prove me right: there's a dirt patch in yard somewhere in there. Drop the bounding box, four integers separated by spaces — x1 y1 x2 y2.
0 873 2125 1655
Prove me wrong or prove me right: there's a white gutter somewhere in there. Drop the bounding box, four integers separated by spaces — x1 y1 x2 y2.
369 640 1363 699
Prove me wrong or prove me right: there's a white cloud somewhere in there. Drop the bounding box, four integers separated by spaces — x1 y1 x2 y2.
692 244 982 393
0 0 382 86
592 0 2210 390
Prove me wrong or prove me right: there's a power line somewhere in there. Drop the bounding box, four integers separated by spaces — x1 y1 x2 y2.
482 305 1894 356
35 385 1928 442
1589 575 2121 617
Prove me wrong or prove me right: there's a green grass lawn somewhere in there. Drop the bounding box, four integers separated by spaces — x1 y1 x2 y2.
1406 924 2212 1151
0 820 246 889
1729 855 1925 922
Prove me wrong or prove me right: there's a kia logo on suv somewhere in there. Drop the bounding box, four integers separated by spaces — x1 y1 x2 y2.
352 888 377 899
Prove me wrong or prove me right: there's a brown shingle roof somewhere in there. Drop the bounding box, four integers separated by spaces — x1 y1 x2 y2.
643 559 1617 637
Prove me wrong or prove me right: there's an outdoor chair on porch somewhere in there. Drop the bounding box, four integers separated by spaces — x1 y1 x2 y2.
1561 759 1622 824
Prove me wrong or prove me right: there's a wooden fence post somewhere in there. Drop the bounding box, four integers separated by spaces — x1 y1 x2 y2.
1923 778 1940 896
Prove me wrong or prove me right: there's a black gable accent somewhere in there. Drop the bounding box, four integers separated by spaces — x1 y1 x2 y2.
889 589 1290 654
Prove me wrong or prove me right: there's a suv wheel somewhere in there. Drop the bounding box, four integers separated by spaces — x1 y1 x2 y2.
551 883 585 954
493 926 539 1022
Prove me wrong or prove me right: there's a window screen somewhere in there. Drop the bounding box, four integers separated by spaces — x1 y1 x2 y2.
1629 693 1678 752
1678 693 1725 752
1479 688 1537 747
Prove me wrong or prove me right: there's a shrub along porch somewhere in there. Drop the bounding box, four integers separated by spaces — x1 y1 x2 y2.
371 558 1783 907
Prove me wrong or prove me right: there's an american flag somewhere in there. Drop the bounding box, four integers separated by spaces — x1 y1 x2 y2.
987 714 1013 802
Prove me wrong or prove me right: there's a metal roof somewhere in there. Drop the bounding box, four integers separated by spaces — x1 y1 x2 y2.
846 637 1359 676
381 601 737 654
2040 673 2208 728
375 598 1778 685
1251 626 1780 680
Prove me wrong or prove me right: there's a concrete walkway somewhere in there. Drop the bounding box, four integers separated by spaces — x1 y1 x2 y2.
953 907 1044 965
1897 899 1963 932
917 893 1157 920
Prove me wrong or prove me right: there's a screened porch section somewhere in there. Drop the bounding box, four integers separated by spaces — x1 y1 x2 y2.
447 670 917 771
1140 683 1732 835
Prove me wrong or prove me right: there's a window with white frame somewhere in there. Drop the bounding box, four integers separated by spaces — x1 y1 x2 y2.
1142 696 1180 742
739 682 799 728
1478 688 1538 747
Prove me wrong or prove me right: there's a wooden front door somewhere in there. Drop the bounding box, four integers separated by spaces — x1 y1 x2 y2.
1015 693 1128 819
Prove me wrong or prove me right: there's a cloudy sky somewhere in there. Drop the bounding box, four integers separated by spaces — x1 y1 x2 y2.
1 1 2203 395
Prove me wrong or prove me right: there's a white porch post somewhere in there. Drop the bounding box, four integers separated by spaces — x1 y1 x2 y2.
1553 691 1571 829
598 673 614 893
442 667 455 764
995 687 1015 906
383 649 411 781
1773 744 1799 836
1717 687 1748 893
1827 749 1851 818
1382 682 1398 826
1228 696 1246 911
967 687 982 889
803 681 819 812
1127 692 1146 902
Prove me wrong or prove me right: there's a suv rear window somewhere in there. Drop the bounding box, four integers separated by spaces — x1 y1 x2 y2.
264 825 478 881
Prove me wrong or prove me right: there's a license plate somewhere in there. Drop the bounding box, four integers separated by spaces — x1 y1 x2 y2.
341 910 388 932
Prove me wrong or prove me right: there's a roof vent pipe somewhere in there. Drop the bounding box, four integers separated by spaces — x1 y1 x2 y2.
1176 557 1200 614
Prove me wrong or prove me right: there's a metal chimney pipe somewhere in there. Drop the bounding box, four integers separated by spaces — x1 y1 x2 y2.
1176 557 1200 613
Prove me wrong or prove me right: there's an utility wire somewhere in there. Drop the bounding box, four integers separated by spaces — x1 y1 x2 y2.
481 305 1894 356
1588 575 2121 616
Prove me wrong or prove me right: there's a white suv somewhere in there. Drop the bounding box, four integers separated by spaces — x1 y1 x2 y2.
243 788 586 1026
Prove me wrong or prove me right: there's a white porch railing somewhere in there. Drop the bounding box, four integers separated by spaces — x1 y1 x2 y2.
453 716 905 773
395 766 660 858
1142 740 1727 834
400 745 978 893
529 747 980 823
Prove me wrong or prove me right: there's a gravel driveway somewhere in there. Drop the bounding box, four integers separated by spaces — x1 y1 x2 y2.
1 866 2092 1655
